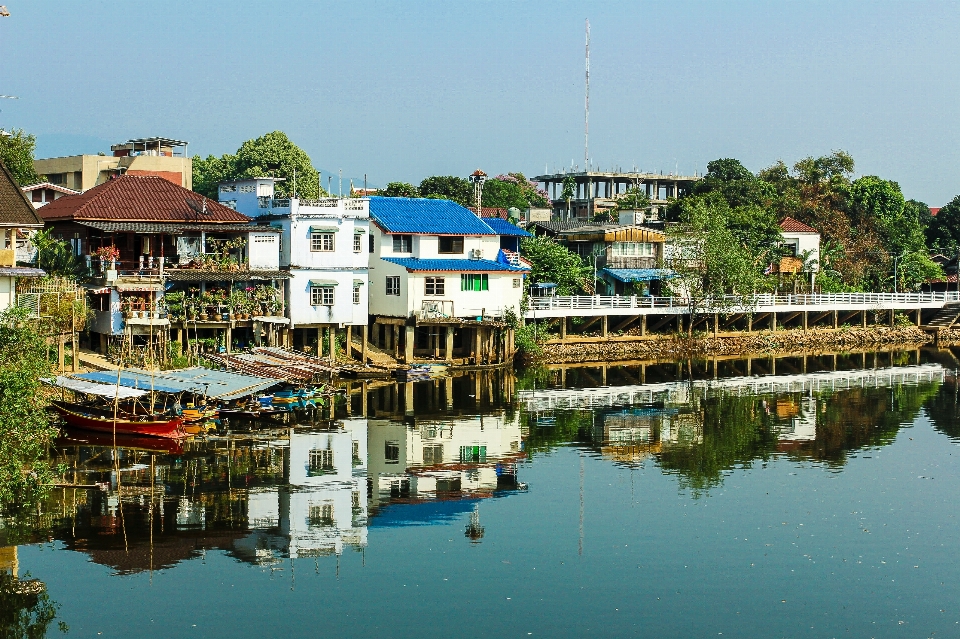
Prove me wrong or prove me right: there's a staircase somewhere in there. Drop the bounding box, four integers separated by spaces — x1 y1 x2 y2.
349 338 399 367
926 302 960 330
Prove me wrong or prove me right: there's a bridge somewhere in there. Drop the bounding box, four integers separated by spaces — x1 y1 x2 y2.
524 292 960 337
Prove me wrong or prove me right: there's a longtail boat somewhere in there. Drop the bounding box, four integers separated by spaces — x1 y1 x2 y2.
57 431 185 455
51 401 186 439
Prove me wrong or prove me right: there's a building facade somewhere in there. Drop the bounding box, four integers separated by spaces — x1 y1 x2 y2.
0 162 46 312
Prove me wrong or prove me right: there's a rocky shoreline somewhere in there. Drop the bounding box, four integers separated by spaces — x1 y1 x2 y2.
528 327 960 364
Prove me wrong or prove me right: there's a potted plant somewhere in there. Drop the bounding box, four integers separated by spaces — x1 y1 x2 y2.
95 245 120 274
122 298 133 319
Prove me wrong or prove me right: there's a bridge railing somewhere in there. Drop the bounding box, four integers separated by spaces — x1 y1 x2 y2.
528 291 960 312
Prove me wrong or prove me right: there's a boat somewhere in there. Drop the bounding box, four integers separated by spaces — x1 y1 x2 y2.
57 430 185 455
51 401 186 439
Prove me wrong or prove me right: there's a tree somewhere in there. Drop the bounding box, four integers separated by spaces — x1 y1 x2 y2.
30 230 85 279
483 173 550 210
519 236 592 295
561 175 575 219
926 195 960 254
0 129 42 186
379 182 419 198
418 176 472 206
0 308 59 512
191 131 325 200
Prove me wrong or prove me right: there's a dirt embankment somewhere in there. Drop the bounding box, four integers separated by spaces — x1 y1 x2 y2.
529 327 956 364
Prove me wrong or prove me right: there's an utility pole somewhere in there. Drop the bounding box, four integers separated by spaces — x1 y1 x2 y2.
584 18 590 169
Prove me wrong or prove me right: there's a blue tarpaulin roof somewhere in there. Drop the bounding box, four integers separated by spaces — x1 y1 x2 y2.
383 257 528 272
369 197 497 235
483 217 532 237
601 268 675 283
76 367 279 400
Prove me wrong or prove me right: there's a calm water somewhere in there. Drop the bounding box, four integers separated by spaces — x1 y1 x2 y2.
7 349 960 638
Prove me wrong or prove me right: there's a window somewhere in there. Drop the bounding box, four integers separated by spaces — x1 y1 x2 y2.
223 200 237 210
611 242 655 257
311 233 335 252
353 284 361 304
423 444 444 465
438 236 464 254
386 276 400 296
31 190 42 203
459 445 487 463
239 184 255 193
385 441 400 464
425 277 445 296
369 234 375 253
512 278 522 288
392 234 412 252
311 286 335 306
461 274 489 291
353 233 362 253
219 184 237 193
307 448 334 476
48 173 66 186
783 242 798 257
308 504 335 526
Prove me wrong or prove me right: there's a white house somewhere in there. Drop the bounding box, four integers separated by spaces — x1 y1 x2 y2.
20 182 79 209
778 217 821 288
221 178 369 357
366 197 529 364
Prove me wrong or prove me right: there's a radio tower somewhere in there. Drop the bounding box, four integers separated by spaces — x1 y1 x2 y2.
584 18 590 169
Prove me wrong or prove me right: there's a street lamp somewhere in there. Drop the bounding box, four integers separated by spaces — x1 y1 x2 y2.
469 169 487 217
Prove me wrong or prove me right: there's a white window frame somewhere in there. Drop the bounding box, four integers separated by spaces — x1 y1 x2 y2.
425 277 445 296
311 233 335 252
392 234 412 253
386 276 400 296
353 234 362 253
310 286 335 306
353 285 361 304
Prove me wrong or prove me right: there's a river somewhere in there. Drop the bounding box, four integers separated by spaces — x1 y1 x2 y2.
5 348 960 638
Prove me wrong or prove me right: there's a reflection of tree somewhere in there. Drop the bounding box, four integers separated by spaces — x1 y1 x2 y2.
658 393 778 493
522 409 594 455
924 377 960 440
0 571 66 637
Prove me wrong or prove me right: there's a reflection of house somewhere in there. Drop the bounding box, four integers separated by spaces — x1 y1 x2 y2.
34 137 192 191
776 395 817 445
0 161 46 312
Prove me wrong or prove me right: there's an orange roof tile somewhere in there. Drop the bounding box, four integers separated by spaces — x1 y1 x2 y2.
38 175 250 224
779 217 818 233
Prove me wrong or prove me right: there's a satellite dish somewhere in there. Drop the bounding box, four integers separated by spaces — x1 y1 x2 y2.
186 198 209 215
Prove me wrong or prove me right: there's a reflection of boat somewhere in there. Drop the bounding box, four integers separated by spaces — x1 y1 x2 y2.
51 401 186 439
394 364 448 381
57 429 185 455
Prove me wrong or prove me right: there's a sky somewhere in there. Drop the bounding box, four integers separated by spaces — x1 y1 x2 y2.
1 0 958 204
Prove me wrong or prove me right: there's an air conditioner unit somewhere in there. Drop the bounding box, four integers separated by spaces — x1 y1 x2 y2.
470 249 483 259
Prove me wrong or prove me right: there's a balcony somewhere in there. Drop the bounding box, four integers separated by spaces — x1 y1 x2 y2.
595 254 657 270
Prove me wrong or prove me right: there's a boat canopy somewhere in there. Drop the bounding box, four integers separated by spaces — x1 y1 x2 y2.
75 367 279 400
43 376 149 400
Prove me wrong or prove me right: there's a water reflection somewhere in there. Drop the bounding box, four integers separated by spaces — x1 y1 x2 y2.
7 351 957 576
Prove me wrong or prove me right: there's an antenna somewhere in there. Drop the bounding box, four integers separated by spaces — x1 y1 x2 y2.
584 18 590 169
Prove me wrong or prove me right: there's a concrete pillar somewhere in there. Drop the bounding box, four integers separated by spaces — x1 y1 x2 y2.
601 365 607 386
361 381 368 416
560 317 567 340
916 308 922 326
345 325 353 360
833 310 839 329
602 315 608 338
329 325 337 364
639 315 646 336
473 327 482 363
404 382 415 416
58 336 65 372
889 309 895 328
316 326 323 356
802 311 808 332
771 312 777 332
746 357 752 376
862 310 867 328
444 326 454 362
404 325 414 363
713 313 719 337
560 367 567 388
445 376 454 408
747 314 752 333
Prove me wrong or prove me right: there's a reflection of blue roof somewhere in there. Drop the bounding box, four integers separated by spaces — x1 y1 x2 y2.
76 367 279 400
369 197 497 235
383 257 528 272
484 217 532 237
369 498 482 528
601 268 675 283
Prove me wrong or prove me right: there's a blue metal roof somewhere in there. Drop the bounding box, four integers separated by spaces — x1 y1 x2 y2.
383 257 529 272
369 197 497 235
483 217 532 237
601 268 675 283
76 367 279 399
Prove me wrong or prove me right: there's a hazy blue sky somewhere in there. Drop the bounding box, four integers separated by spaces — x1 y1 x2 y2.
1 1 958 203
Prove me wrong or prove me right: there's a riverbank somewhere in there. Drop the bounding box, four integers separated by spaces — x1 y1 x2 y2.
528 326 960 364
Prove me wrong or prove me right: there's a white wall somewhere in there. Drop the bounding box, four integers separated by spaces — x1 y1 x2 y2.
0 276 13 313
287 270 368 327
783 232 820 272
247 232 280 270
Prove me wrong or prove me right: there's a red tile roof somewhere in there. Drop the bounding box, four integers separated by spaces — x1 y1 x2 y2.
931 207 941 217
0 161 44 227
469 206 508 219
779 217 818 233
37 175 250 224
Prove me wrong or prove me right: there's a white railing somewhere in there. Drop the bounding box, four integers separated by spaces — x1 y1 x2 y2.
528 291 960 313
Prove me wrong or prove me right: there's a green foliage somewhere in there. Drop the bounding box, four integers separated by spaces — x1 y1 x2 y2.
0 129 41 186
0 308 58 513
519 236 591 295
418 176 472 206
0 570 67 637
380 182 419 198
613 186 651 212
561 175 576 201
926 194 960 254
482 173 549 209
192 131 325 200
29 230 85 279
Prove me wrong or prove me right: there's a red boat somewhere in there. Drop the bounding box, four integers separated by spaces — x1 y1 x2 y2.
51 401 186 440
57 430 185 455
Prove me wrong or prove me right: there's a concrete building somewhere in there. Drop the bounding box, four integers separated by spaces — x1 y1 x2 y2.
368 197 529 364
34 137 191 192
222 177 370 360
534 171 701 220
0 162 45 312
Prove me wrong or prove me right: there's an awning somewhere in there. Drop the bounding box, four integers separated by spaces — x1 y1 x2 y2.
43 376 149 400
76 367 279 399
601 268 675 283
88 287 112 295
309 226 338 233
353 279 365 286
309 279 338 286
353 228 366 234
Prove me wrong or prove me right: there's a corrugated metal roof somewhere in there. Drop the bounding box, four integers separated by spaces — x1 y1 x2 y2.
76 367 279 399
483 217 532 237
165 269 289 281
369 197 496 235
382 257 528 272
601 268 675 283
38 175 251 223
